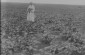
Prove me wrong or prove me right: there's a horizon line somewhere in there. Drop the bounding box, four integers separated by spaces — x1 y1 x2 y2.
1 1 85 6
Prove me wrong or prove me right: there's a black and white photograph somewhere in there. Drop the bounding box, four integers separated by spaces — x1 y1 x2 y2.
1 0 85 55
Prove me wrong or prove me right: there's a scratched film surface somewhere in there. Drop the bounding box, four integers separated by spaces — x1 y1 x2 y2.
1 2 85 55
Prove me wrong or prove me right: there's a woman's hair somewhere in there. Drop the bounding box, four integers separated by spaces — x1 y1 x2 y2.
29 2 33 5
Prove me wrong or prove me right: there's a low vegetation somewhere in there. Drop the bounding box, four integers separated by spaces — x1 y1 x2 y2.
1 2 85 55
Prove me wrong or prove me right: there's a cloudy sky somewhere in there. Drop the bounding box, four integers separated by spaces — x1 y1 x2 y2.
1 0 85 5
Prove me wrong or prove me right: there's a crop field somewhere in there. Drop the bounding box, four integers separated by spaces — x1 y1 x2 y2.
1 2 85 55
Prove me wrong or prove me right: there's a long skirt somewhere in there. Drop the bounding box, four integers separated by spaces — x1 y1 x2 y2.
27 12 35 22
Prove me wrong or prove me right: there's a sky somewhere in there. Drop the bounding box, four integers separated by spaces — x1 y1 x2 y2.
1 0 85 5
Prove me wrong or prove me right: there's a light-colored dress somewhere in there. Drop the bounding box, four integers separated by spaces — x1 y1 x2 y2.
27 4 35 22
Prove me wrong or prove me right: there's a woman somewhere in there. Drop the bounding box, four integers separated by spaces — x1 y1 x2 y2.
27 2 35 22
